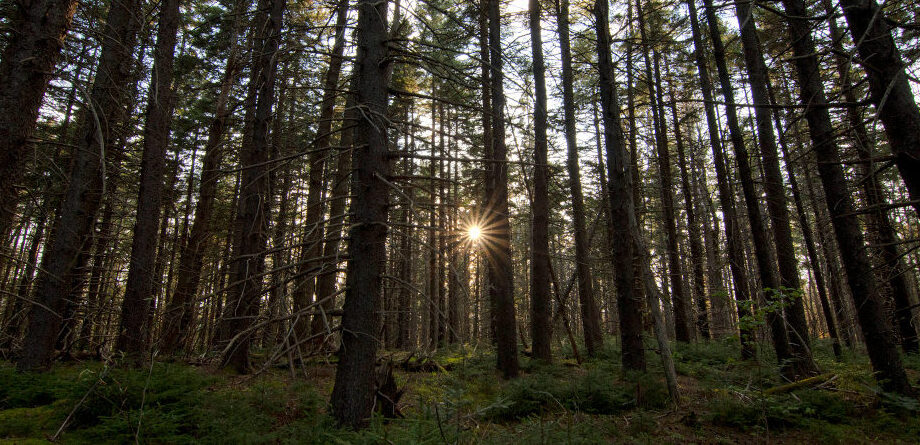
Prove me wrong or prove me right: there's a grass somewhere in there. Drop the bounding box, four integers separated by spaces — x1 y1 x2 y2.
1 338 918 443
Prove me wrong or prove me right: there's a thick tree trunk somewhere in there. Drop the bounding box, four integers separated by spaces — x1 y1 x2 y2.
779 0 912 395
220 0 285 373
0 0 78 240
702 0 797 376
17 0 143 371
329 0 391 429
837 0 920 219
116 0 182 359
820 0 918 354
684 0 755 358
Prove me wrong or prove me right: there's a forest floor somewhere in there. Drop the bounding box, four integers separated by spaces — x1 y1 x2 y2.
1 338 919 444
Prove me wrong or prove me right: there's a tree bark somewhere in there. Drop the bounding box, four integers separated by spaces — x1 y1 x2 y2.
636 0 692 342
684 0 755 358
161 0 250 355
528 0 552 362
556 0 602 357
702 0 797 376
0 0 78 241
17 0 143 371
669 92 709 339
329 0 391 429
778 0 912 395
297 0 350 339
485 0 519 378
732 0 816 375
837 0 920 219
820 0 918 354
116 0 182 359
220 0 285 373
594 0 645 372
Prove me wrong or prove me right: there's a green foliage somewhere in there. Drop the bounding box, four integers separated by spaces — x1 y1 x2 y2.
482 363 669 420
1 340 918 443
737 287 803 335
706 390 852 430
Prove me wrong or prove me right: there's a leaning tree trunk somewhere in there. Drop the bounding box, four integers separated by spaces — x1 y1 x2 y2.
116 0 182 359
556 0 603 356
702 0 797 377
329 0 391 429
732 0 816 376
820 0 918 354
684 0 755 359
779 0 912 395
837 0 920 220
220 0 285 373
769 80 844 359
17 0 143 372
160 0 250 355
0 0 78 241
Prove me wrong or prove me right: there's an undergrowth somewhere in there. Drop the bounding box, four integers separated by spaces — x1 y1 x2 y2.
1 338 918 443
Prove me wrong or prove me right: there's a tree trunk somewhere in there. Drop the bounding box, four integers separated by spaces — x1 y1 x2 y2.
528 0 552 362
161 0 250 355
837 0 920 219
329 0 391 429
732 0 816 375
314 86 357 346
684 0 755 358
768 81 843 359
778 0 912 395
669 92 709 340
17 0 143 371
636 0 692 342
296 0 350 339
820 0 918 354
594 0 645 372
485 0 519 379
220 0 285 373
116 0 182 359
0 0 78 240
702 0 797 376
556 0 602 357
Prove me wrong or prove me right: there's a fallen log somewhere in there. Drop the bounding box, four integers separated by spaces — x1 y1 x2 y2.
763 373 834 395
